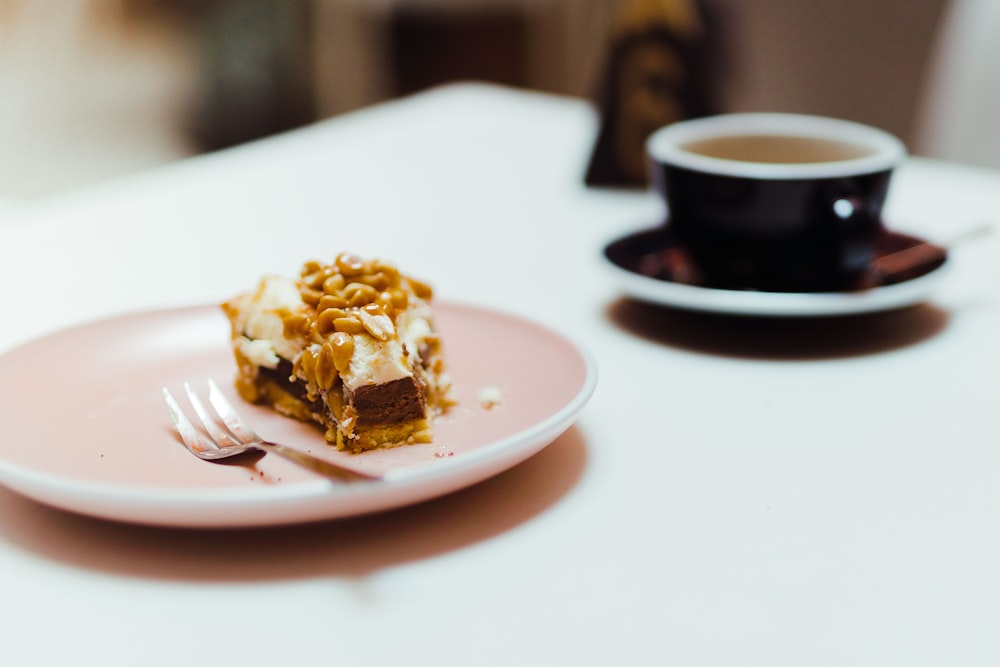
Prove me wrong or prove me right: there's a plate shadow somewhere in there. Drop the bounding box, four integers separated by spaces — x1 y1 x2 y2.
0 427 588 582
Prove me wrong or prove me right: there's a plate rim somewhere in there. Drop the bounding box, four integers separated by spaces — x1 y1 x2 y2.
0 300 598 528
601 227 950 317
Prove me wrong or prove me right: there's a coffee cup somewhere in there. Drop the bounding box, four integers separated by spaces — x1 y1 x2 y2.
645 113 907 292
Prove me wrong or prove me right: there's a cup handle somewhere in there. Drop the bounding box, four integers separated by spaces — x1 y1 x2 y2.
823 193 880 277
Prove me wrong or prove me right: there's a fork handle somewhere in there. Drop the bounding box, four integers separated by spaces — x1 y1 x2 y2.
253 440 380 483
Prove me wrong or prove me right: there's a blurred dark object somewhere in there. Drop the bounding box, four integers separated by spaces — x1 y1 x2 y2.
188 0 315 151
390 5 528 96
586 0 718 188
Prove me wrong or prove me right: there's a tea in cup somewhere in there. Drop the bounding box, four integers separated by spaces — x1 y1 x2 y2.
646 113 907 292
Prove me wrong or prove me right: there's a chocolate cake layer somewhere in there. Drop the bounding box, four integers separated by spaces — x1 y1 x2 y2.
259 360 426 426
258 360 325 414
352 377 426 425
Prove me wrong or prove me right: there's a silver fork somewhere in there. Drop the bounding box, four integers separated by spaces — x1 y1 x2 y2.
162 379 381 483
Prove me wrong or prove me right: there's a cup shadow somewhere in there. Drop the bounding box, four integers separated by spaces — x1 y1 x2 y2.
0 427 588 582
606 297 950 360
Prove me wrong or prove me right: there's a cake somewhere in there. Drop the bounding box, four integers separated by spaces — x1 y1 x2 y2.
222 252 453 453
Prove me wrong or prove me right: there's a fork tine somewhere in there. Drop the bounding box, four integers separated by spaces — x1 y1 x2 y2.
183 382 243 449
207 378 261 443
165 381 381 482
162 387 217 454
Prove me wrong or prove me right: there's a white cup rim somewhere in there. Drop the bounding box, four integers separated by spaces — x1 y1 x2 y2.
646 113 906 180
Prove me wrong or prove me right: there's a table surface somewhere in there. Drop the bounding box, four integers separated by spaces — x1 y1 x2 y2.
2 83 1000 666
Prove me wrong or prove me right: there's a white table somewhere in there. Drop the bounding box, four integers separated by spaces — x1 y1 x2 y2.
2 83 1000 666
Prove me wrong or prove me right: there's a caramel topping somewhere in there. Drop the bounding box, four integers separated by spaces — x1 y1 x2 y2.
282 313 311 340
330 331 354 373
315 342 339 390
283 253 433 352
335 253 366 277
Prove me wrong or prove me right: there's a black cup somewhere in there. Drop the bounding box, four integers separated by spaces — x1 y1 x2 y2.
646 113 907 292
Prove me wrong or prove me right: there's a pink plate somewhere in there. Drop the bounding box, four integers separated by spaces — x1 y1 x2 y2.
0 301 596 528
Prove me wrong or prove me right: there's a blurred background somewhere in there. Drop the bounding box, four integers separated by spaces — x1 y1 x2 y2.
0 0 965 199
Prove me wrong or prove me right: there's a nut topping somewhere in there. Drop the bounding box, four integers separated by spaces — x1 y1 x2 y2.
282 253 435 385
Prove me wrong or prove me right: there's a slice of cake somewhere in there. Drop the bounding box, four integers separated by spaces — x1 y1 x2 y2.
222 252 453 453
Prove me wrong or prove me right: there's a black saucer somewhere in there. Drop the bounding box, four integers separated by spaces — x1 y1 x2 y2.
601 227 950 317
